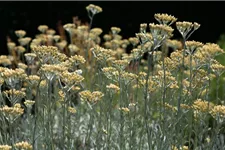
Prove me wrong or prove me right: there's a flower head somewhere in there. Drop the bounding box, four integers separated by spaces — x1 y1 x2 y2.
86 4 102 15
15 30 26 38
0 145 12 150
154 13 177 25
14 141 32 150
176 21 200 39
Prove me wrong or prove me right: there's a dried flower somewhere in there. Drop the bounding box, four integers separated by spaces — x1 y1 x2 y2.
103 34 112 41
17 63 27 71
32 45 59 64
79 90 104 103
68 107 77 114
90 28 103 36
14 141 32 150
1 68 27 88
24 53 37 65
102 67 119 81
129 37 139 46
86 4 103 15
53 35 61 42
0 55 12 66
185 40 203 55
16 46 26 53
39 64 67 80
176 21 200 39
3 89 26 104
166 39 182 50
0 145 12 150
136 33 152 44
111 27 121 35
119 107 130 113
18 37 32 46
46 29 56 35
112 59 130 70
63 23 76 35
210 105 225 119
68 44 80 54
24 100 35 108
0 104 24 121
7 42 16 51
56 40 67 51
154 13 177 25
149 23 174 39
38 25 49 33
60 70 84 86
192 99 214 113
91 46 116 63
140 23 147 33
106 83 120 93
15 30 26 38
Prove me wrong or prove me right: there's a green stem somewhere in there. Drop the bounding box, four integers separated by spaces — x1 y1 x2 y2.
144 52 153 149
119 73 124 149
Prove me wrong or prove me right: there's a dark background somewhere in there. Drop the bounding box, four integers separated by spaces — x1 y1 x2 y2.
0 1 224 54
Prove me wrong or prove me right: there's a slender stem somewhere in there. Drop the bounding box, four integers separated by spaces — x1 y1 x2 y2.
62 96 66 149
188 54 193 148
162 53 166 134
119 73 124 149
144 52 153 149
47 78 54 149
178 38 186 113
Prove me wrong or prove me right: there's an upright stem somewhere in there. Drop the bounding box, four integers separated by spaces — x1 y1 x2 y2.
119 73 124 149
178 38 186 113
47 78 54 149
144 51 153 149
162 53 166 134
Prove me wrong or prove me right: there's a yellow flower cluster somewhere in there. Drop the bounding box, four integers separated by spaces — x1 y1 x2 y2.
68 55 86 69
0 145 12 150
163 102 177 112
118 107 130 113
171 145 189 150
111 27 121 35
79 90 104 103
185 40 203 55
149 23 174 40
86 4 103 15
39 64 67 78
106 83 120 93
3 89 26 99
176 21 200 38
14 141 32 150
15 30 26 38
112 59 130 70
166 39 182 50
91 46 116 62
196 43 224 60
90 28 103 36
24 100 35 108
192 99 214 112
154 13 177 25
0 55 12 66
38 25 48 33
26 75 40 86
0 104 24 116
68 106 77 114
210 105 225 118
18 37 32 46
1 68 27 86
60 71 84 86
32 45 67 64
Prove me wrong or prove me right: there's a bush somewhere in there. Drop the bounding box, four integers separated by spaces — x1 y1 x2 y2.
0 4 225 150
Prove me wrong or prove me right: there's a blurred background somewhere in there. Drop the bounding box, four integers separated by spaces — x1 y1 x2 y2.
0 1 224 54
